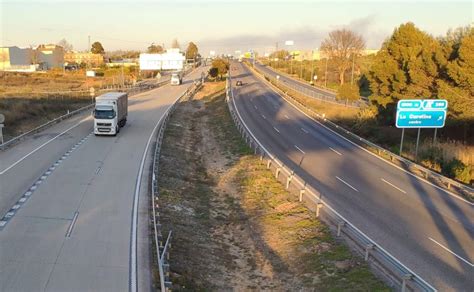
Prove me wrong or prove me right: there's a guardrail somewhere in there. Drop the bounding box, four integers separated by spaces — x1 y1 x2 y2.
246 63 474 200
150 77 205 291
251 62 366 108
225 74 437 292
0 77 172 151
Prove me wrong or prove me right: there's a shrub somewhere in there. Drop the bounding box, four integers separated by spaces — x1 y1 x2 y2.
336 83 359 102
442 158 472 184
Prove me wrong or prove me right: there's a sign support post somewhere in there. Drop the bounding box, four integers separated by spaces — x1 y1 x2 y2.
399 128 405 156
415 128 421 161
433 128 438 145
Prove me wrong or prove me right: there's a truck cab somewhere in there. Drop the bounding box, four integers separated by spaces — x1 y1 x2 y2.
94 92 128 136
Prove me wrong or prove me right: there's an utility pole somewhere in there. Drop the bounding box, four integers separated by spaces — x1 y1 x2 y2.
310 50 315 85
324 57 328 87
351 53 355 85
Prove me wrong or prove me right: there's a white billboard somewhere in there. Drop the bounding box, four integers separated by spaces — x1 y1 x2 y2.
139 49 185 71
139 54 162 70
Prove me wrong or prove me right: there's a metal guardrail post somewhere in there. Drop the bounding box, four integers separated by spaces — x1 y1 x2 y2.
337 221 345 237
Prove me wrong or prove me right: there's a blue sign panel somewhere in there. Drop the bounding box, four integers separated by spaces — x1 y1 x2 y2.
396 99 448 128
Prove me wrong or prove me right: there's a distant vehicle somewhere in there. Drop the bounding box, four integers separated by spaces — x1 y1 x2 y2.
94 92 128 136
236 80 243 86
171 71 183 85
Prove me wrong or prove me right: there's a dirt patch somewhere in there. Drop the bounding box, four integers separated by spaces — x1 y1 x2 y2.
157 81 388 291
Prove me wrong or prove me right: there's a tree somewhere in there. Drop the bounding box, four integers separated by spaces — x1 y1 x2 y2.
337 83 360 102
57 38 73 52
210 58 229 80
91 41 105 54
171 38 180 49
269 50 289 60
436 28 474 141
367 23 441 114
185 42 199 60
321 29 365 84
147 43 164 54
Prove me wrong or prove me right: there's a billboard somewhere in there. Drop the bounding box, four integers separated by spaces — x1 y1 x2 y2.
139 49 185 71
139 54 162 70
396 99 448 128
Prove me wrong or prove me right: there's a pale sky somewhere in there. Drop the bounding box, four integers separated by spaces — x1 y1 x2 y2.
1 0 472 56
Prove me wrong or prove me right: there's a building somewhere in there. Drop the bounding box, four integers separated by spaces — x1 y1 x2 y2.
0 46 37 72
139 48 185 71
65 52 104 67
36 44 64 70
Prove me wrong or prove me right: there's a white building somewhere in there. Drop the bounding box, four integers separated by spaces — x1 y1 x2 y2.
0 46 37 72
139 48 185 71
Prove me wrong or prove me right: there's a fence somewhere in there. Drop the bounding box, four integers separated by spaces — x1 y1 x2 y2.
0 74 176 151
225 75 436 292
252 62 367 108
247 63 474 200
150 79 205 291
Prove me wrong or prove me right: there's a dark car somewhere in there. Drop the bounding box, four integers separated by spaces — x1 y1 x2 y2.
236 80 243 86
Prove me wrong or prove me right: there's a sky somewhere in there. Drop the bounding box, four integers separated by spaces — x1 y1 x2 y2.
1 0 472 56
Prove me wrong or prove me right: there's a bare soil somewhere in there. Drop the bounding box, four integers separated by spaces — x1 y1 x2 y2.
156 81 388 291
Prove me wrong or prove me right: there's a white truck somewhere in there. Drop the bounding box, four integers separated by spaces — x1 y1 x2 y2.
170 71 183 85
93 92 128 136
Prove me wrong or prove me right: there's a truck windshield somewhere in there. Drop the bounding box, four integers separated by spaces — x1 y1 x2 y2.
95 108 116 119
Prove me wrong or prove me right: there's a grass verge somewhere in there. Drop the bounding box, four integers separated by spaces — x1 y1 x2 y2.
156 81 388 290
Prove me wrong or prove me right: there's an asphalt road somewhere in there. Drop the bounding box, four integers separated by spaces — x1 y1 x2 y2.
231 62 473 291
0 67 207 292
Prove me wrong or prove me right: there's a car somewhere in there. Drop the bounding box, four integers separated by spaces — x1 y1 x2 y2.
236 80 243 86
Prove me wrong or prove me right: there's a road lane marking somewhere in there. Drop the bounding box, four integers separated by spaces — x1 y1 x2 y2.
0 117 89 175
329 147 342 156
336 176 359 192
428 237 474 267
66 211 79 237
254 105 258 110
294 145 305 154
381 178 407 194
261 114 266 120
284 114 290 119
301 127 308 134
273 127 280 133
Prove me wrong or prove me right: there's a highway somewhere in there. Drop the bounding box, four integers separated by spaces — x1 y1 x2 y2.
0 67 207 292
231 62 473 291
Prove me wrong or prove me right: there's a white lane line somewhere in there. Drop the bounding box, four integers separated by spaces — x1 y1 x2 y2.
329 147 342 156
336 176 359 192
0 117 89 175
381 178 407 194
261 114 266 120
284 114 290 120
294 145 305 154
301 127 308 134
66 211 79 237
428 237 474 267
254 105 258 110
273 127 280 133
